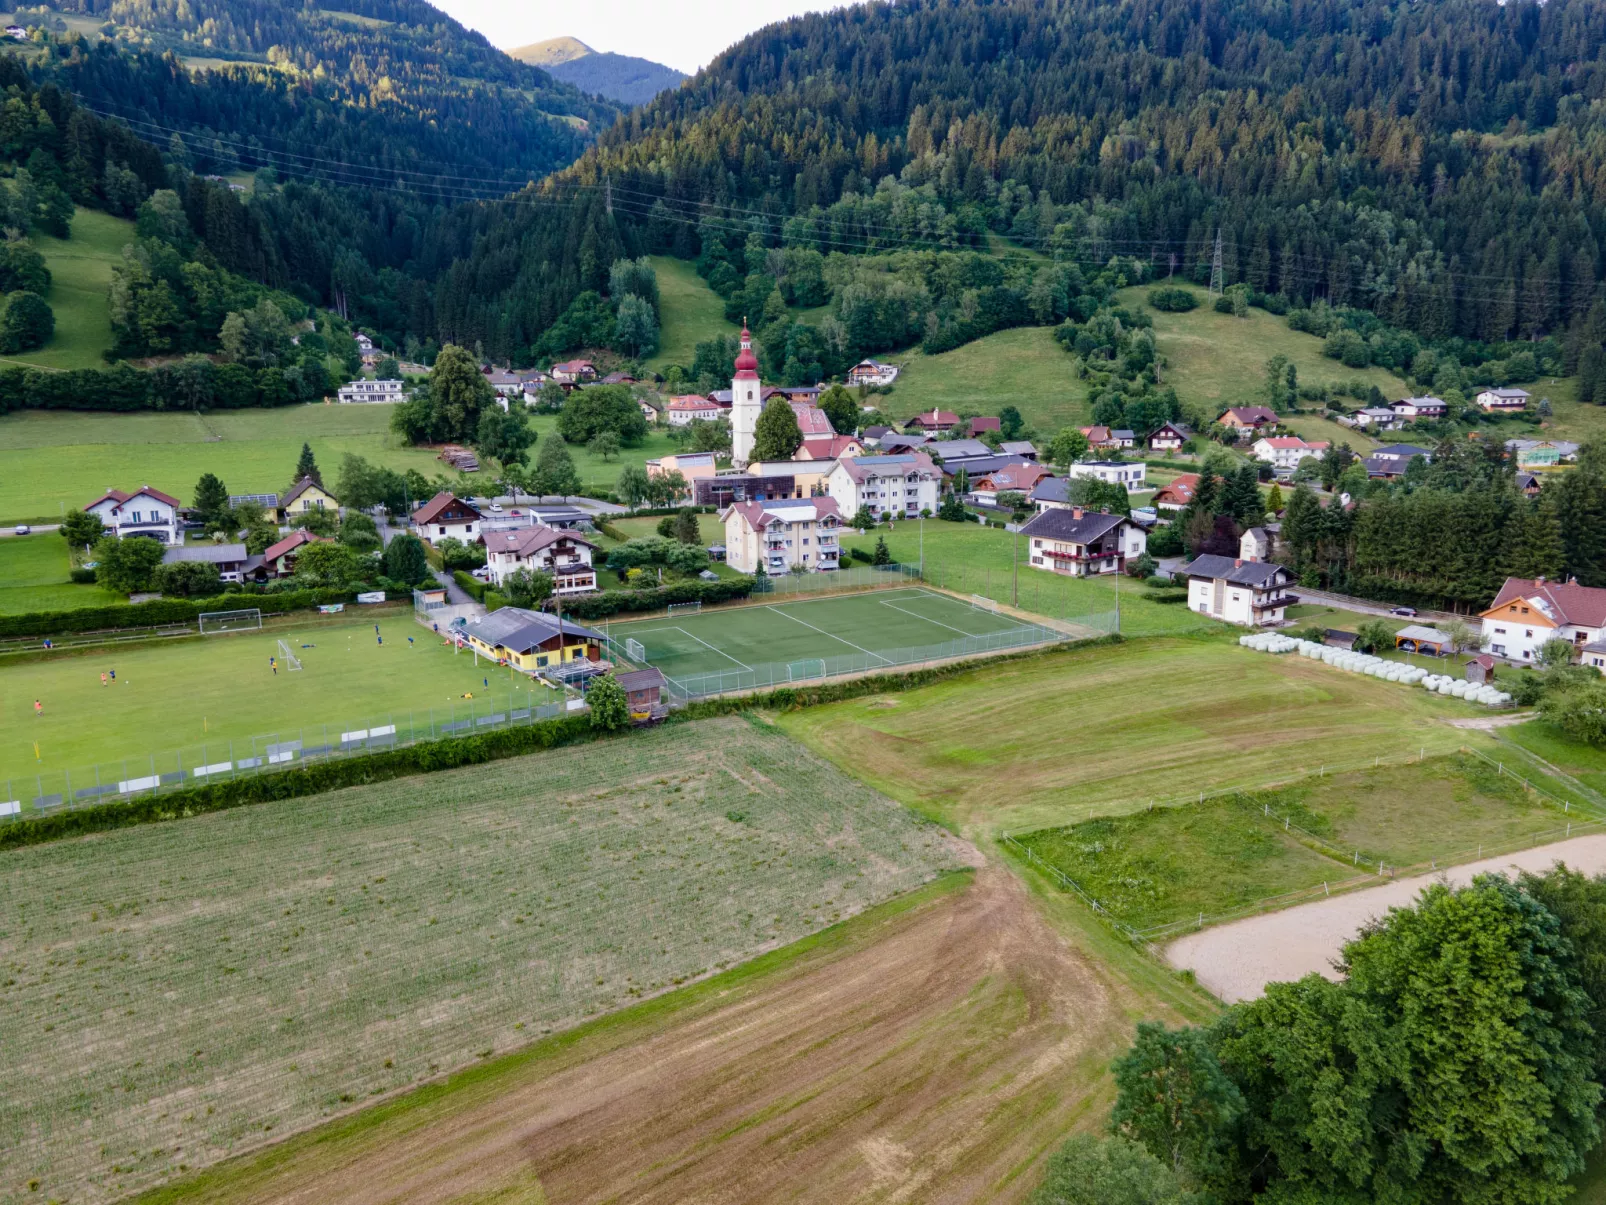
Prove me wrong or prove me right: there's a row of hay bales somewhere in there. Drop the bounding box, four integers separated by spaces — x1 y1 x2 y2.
1238 633 1512 707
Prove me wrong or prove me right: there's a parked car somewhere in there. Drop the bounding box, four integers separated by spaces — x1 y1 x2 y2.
13 524 29 535
488 502 503 512
471 566 493 582
1389 605 1418 617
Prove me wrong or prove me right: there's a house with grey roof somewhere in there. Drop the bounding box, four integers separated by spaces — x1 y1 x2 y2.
1018 506 1147 577
1179 554 1297 626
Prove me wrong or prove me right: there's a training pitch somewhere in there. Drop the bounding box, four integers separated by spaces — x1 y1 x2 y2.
607 587 1059 692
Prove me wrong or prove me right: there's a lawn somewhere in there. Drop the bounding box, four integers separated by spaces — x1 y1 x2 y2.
642 255 738 374
885 325 1087 434
1115 282 1411 414
0 531 121 614
1501 720 1606 801
0 716 960 1204
1015 753 1573 931
838 518 1216 637
18 206 132 371
776 638 1491 836
0 407 675 522
0 612 565 789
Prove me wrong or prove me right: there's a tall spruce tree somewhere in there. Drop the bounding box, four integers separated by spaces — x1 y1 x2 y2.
294 442 321 487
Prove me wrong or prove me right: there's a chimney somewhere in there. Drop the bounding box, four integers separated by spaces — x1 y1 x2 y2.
1071 506 1083 520
1537 575 1546 585
1235 558 1243 568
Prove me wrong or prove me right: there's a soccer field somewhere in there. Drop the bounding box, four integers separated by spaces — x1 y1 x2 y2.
606 587 1066 696
0 613 563 796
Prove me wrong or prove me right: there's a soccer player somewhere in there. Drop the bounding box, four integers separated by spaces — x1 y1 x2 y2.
108 668 115 682
34 699 42 717
270 655 277 676
101 672 107 687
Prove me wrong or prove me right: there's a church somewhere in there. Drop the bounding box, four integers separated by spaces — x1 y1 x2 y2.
729 326 835 466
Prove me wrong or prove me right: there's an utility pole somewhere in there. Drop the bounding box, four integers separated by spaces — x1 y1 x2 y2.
1209 228 1224 297
1012 529 1018 608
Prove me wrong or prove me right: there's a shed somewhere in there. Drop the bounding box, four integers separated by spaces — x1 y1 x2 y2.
1394 623 1452 656
1324 629 1358 650
615 667 667 718
1465 653 1497 684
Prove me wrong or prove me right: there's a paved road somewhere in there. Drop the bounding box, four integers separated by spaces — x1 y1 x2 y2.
1294 586 1463 626
0 523 59 538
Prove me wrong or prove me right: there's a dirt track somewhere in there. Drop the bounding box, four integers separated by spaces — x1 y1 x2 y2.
172 867 1124 1205
1166 833 1606 1003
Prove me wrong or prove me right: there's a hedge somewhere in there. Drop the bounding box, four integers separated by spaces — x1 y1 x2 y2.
452 570 487 602
560 576 756 619
0 632 1122 851
0 587 387 639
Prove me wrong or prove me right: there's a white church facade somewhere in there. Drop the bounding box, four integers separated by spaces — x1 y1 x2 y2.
730 325 763 467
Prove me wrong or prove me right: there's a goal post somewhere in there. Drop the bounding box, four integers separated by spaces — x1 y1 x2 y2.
277 638 303 671
199 608 262 635
666 600 702 616
970 594 1000 613
624 637 647 663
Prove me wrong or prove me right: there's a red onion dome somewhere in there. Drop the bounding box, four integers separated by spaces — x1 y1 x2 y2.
733 326 759 378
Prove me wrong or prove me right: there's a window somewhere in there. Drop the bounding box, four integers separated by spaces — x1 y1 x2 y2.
1526 629 1534 638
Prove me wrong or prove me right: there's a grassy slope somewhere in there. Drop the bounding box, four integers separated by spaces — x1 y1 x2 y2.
776 638 1492 836
18 206 130 371
884 326 1086 433
5 716 958 1203
642 256 738 374
3 612 564 783
0 530 120 614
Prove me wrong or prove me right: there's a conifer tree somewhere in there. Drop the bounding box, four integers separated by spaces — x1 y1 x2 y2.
294 442 321 487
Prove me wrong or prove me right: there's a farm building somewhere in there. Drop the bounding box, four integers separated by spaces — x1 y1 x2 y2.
1465 653 1497 684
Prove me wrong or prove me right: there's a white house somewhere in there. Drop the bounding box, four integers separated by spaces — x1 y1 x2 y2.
483 525 597 594
825 453 941 519
1480 576 1606 663
1342 406 1401 430
1068 461 1148 493
354 333 375 353
1393 396 1447 420
1477 387 1530 412
1180 554 1297 627
846 359 899 386
85 486 184 546
1019 506 1146 577
1252 436 1329 473
411 492 482 546
338 378 405 404
721 497 843 574
549 359 597 384
667 395 726 425
1147 422 1191 452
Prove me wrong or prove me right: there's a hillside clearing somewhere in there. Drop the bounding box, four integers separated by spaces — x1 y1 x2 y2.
1 716 959 1203
642 256 738 373
18 206 131 371
885 325 1087 433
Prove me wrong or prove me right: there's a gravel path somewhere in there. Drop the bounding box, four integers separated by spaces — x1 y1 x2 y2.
1165 834 1606 1003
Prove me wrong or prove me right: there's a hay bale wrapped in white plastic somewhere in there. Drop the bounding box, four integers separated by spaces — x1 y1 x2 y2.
1438 681 1455 694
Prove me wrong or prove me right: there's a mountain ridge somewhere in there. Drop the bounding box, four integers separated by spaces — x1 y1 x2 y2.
509 35 686 106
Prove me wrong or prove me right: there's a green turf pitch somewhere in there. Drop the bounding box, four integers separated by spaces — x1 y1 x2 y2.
0 614 564 790
606 588 1054 689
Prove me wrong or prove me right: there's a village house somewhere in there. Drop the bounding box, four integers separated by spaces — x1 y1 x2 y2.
721 496 843 574
411 492 482 546
1341 406 1400 431
464 607 604 673
1179 554 1298 626
227 492 281 523
1147 422 1191 452
1476 387 1530 412
860 425 891 447
1068 461 1148 493
877 431 929 453
645 451 717 500
599 371 638 386
790 403 836 438
668 395 726 425
1111 429 1137 449
637 396 663 423
1152 474 1199 512
796 435 866 461
966 416 1002 438
162 542 250 584
280 476 338 518
1393 396 1447 421
1030 477 1073 512
1506 439 1580 470
484 368 523 397
482 525 598 594
1219 406 1280 439
338 379 405 404
1365 443 1433 479
846 359 899 386
258 529 326 578
549 359 598 384
1079 425 1120 451
903 408 960 433
1252 436 1328 473
1480 576 1606 664
826 453 942 519
1019 506 1147 577
85 486 185 546
968 462 1054 505
1240 525 1278 562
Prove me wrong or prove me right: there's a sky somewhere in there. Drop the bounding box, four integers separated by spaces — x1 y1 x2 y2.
430 0 841 75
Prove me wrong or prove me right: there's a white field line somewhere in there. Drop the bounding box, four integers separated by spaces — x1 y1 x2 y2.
610 624 753 671
877 598 989 638
765 605 891 664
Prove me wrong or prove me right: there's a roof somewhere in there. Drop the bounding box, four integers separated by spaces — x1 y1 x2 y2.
967 416 1002 434
1080 425 1112 441
905 409 959 427
280 476 332 508
928 438 995 460
1467 653 1497 668
615 667 666 693
1018 507 1130 544
1221 406 1279 424
724 496 842 529
1396 395 1446 408
834 453 939 483
228 493 279 507
878 432 929 450
551 359 595 373
1031 477 1073 504
262 529 321 563
852 358 893 370
1180 554 1288 587
798 435 862 459
163 543 247 564
1396 624 1452 644
791 402 835 436
1150 421 1192 438
1111 429 1136 440
413 491 481 526
1153 473 1200 504
488 524 597 558
973 463 1052 491
1000 441 1038 457
1488 577 1606 628
470 606 603 652
668 395 722 412
1373 444 1433 459
862 426 891 439
1482 387 1530 398
1256 436 1324 450
86 485 182 510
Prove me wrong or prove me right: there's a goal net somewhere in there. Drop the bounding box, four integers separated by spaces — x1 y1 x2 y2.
624 637 647 663
786 658 826 682
277 638 303 671
199 608 262 635
970 594 1000 613
666 600 702 616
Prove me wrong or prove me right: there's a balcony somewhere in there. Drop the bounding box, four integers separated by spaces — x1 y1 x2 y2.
1251 593 1299 611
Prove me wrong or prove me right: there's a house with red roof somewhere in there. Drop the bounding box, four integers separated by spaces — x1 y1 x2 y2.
966 416 1002 438
1219 406 1280 438
721 497 843 574
903 409 960 433
411 492 482 546
666 395 726 426
1079 425 1120 451
790 402 835 438
796 435 866 461
258 529 329 578
1151 474 1200 513
969 462 1054 504
84 486 185 545
482 525 598 594
549 359 597 384
1480 576 1606 665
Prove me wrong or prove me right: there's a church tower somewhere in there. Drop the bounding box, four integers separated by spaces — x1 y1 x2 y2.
730 326 762 467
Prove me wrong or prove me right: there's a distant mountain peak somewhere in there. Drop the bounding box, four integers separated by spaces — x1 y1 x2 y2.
509 37 595 69
509 36 685 107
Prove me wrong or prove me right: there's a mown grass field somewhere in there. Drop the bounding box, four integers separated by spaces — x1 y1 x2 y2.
837 519 1214 637
777 638 1492 836
1115 282 1412 413
20 206 131 371
0 612 561 786
0 531 120 614
1 716 960 1204
1015 754 1568 930
885 325 1086 433
0 407 673 522
642 256 738 374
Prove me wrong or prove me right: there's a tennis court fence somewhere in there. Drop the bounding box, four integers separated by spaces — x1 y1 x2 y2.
1 689 575 822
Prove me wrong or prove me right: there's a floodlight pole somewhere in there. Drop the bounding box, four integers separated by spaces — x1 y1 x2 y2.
1012 528 1018 608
